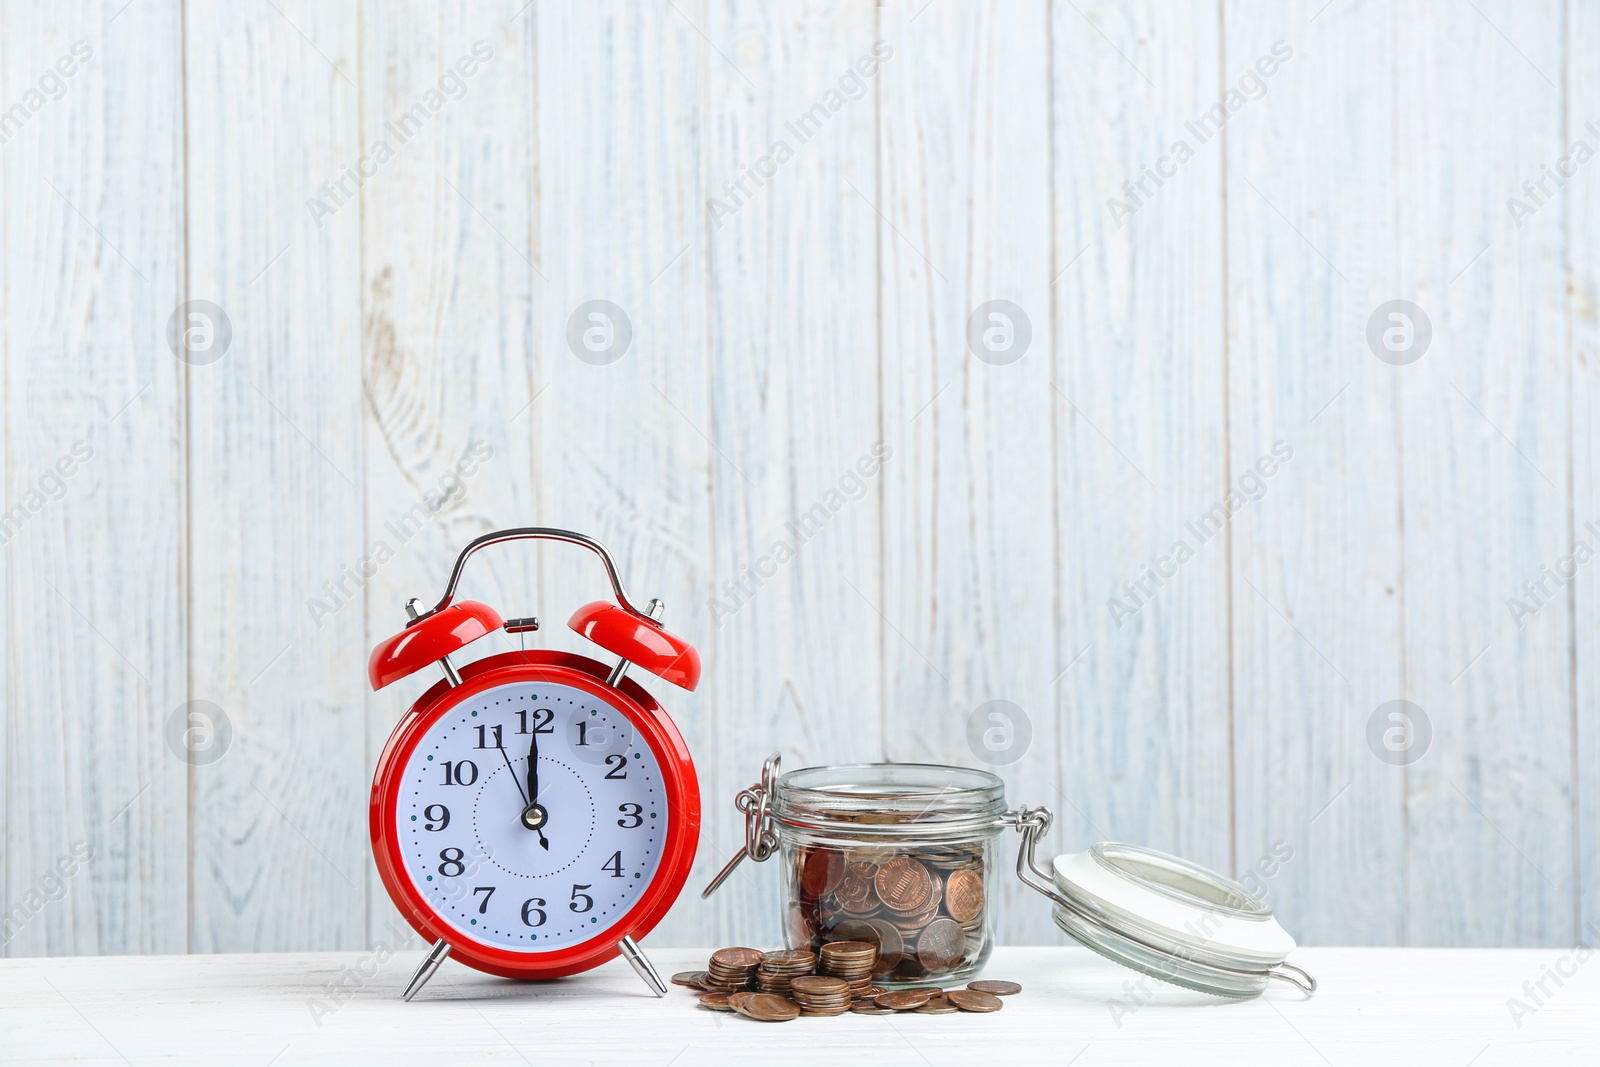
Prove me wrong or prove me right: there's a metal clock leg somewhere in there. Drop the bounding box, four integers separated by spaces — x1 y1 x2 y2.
402 939 452 1001
617 935 668 997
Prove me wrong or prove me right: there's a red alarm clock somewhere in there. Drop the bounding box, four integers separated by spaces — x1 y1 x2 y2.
367 528 701 1000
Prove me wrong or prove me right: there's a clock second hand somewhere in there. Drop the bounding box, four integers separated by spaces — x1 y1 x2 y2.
496 740 548 850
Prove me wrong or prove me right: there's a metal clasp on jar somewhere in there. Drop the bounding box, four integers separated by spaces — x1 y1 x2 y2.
701 754 783 898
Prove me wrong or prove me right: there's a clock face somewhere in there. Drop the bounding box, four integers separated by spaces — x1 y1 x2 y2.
394 680 667 952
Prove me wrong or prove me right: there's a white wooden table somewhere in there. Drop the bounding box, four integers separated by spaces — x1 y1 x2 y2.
2 946 1593 1065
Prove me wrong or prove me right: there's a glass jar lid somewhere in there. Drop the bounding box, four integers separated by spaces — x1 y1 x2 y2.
772 762 1008 839
1049 843 1297 998
1011 809 1315 1000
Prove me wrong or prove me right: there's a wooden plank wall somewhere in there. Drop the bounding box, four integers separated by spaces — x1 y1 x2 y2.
1 0 1593 955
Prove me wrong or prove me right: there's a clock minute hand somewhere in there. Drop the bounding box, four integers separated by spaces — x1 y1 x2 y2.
522 718 548 849
496 740 546 849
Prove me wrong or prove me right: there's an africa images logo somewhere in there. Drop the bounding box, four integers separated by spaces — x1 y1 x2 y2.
1105 41 1293 227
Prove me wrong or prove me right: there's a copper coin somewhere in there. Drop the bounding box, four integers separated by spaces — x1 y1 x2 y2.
736 993 801 1022
892 902 942 931
851 999 895 1015
820 940 877 963
875 989 931 1011
801 848 847 899
786 903 813 946
827 919 878 946
916 918 965 971
863 918 905 968
790 975 850 996
698 993 734 1011
967 980 1021 996
875 856 933 913
671 970 706 987
711 947 765 970
947 989 1004 1013
834 861 881 911
944 868 985 924
915 995 958 1015
761 948 816 968
727 991 756 1011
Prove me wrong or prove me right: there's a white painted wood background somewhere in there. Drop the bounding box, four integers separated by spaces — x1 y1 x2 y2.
1 0 1594 957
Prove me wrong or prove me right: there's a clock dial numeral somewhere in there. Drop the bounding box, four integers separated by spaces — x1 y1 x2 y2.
601 851 623 878
472 886 496 914
474 725 503 749
423 804 450 831
520 898 547 927
616 803 642 828
575 720 592 746
441 760 478 786
438 848 465 877
569 884 594 913
603 754 627 779
515 708 554 735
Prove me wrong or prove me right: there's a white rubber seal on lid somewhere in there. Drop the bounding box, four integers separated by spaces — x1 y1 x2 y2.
1052 842 1295 964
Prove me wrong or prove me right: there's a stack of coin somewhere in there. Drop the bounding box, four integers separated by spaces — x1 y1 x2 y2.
817 940 876 997
788 975 851 1017
686 947 1020 1021
702 946 763 993
756 948 815 997
790 840 989 984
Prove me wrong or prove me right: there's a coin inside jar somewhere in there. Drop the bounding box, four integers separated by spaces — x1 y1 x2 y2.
800 847 846 898
875 856 934 913
944 867 985 924
915 918 966 972
863 919 905 970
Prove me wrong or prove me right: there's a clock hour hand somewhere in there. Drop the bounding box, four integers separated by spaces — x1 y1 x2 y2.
522 716 549 849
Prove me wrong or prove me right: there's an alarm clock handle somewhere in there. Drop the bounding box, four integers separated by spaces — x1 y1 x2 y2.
413 527 657 625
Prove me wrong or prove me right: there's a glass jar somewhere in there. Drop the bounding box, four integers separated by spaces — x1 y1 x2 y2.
706 757 1008 988
704 755 1316 1001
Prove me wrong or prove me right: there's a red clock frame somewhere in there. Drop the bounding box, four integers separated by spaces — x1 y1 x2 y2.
370 648 700 980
